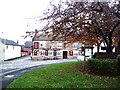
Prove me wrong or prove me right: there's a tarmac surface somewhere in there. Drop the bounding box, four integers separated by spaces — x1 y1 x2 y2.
0 56 78 90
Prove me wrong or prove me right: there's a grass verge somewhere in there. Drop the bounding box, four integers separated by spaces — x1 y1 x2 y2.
7 62 118 89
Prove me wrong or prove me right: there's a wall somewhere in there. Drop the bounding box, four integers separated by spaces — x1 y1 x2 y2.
32 41 94 60
32 41 64 60
4 45 21 60
0 42 4 61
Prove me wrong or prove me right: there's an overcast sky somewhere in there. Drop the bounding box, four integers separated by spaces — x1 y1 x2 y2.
0 0 111 45
0 0 51 45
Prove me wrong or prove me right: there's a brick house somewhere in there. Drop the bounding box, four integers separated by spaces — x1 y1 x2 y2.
21 41 32 56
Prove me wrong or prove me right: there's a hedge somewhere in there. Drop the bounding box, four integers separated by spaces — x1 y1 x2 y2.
117 55 120 60
92 52 118 59
87 59 118 76
117 55 120 76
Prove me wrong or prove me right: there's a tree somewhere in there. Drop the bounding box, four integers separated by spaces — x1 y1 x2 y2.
89 2 120 58
40 1 120 58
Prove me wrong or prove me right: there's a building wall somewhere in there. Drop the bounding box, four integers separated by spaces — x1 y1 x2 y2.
0 42 4 61
32 41 80 60
45 41 63 49
4 45 21 60
32 41 64 60
21 51 28 56
32 40 97 60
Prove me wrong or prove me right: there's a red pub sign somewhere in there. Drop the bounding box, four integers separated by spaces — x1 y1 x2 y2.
34 42 39 49
69 50 73 56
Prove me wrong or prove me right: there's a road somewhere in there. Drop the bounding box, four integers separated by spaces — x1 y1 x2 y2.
1 56 77 90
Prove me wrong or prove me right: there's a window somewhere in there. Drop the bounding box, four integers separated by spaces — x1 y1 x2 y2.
48 51 53 56
45 50 48 56
34 42 39 49
34 50 37 55
57 43 62 49
49 52 52 55
74 53 77 56
53 50 57 56
40 51 42 55
40 50 45 55
57 51 61 56
6 45 8 49
101 47 107 50
73 44 77 49
57 46 62 49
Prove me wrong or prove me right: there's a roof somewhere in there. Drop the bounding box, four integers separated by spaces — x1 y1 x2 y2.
33 34 66 41
25 41 32 48
0 38 20 46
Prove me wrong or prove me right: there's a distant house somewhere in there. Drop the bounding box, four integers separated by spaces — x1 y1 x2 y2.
0 38 21 60
21 41 32 56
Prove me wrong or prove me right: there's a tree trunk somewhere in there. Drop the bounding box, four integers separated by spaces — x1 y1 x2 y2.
97 43 101 53
105 36 113 58
106 44 113 54
96 40 102 53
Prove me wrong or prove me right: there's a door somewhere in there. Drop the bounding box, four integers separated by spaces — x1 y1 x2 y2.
53 50 57 56
63 51 67 59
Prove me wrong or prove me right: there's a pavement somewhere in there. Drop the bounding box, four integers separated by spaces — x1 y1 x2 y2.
0 56 78 90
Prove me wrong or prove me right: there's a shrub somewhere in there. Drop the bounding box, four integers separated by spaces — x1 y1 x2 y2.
117 55 120 60
87 59 118 76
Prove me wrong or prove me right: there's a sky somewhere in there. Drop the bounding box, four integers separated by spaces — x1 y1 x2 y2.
0 0 51 45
